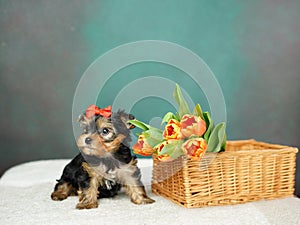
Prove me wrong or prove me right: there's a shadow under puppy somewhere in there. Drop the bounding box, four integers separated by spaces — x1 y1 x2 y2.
51 105 154 209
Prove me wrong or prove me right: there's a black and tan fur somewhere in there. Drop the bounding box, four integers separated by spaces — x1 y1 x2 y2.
51 110 154 209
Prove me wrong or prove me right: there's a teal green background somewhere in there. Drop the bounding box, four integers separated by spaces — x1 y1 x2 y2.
0 0 299 195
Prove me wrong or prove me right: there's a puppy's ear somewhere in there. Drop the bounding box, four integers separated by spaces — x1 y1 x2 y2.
118 111 135 129
78 114 93 133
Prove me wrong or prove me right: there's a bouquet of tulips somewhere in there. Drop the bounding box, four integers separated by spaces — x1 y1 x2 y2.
129 84 226 162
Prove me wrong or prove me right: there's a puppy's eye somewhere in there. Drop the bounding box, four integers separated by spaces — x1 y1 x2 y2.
100 128 110 135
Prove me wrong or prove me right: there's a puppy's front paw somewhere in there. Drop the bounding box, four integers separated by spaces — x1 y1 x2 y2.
131 196 155 205
76 201 98 210
51 191 68 201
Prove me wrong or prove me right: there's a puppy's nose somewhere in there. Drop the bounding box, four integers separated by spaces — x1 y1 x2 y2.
85 137 92 144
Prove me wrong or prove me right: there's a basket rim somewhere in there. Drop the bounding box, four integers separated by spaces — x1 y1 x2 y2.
226 139 298 152
226 139 290 148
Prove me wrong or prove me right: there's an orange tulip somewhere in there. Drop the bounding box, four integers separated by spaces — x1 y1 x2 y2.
180 114 206 138
163 119 182 140
132 134 154 156
155 141 173 162
182 138 207 160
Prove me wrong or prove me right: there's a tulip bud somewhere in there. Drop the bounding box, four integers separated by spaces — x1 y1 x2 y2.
163 119 182 140
180 114 206 138
132 134 154 156
182 138 207 160
155 141 173 162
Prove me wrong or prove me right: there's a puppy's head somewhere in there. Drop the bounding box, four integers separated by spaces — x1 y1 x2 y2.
76 109 135 158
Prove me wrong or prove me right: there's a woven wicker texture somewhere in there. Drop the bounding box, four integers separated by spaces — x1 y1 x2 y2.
152 139 298 208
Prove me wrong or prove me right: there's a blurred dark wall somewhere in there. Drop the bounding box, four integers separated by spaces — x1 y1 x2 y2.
0 0 299 195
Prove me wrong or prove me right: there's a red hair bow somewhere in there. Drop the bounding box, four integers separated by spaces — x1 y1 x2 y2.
85 104 112 119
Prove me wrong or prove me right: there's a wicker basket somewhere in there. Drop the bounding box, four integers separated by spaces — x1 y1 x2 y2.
152 139 298 208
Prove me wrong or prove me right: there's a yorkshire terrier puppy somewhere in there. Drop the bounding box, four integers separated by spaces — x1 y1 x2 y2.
51 105 154 209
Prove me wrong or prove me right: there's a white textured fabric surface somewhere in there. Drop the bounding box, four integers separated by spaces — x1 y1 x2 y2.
0 159 299 225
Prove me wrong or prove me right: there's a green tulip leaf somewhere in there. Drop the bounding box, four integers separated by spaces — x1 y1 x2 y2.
158 140 183 155
143 128 164 147
203 112 214 141
175 112 181 121
161 112 176 125
158 141 176 156
220 132 227 151
173 84 191 118
206 122 226 153
158 140 184 159
169 144 185 159
193 103 204 120
128 119 150 131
